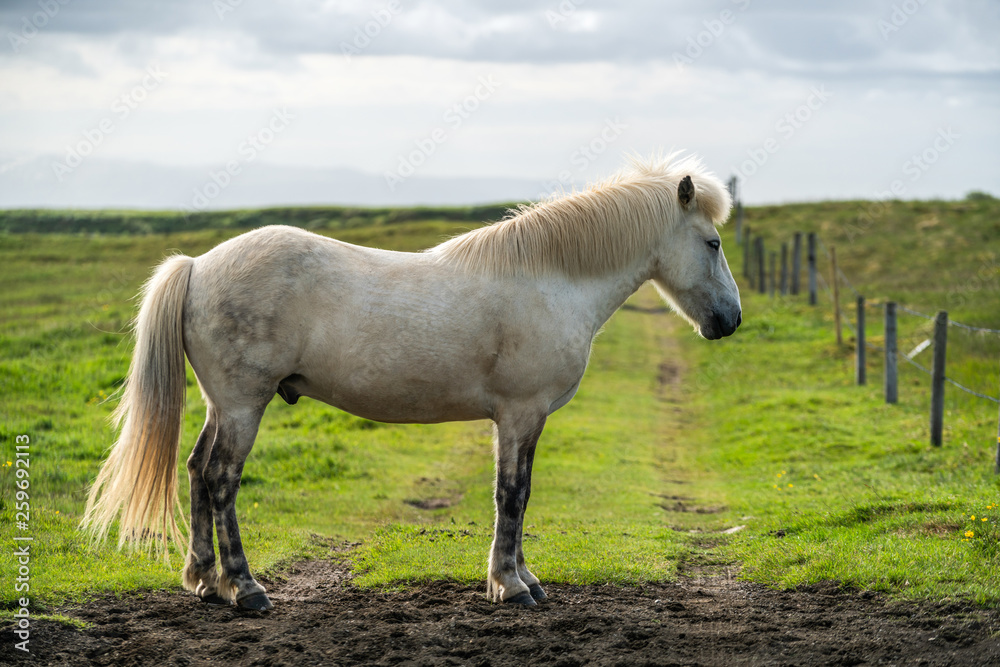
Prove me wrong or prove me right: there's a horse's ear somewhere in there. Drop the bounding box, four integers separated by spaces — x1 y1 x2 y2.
678 175 695 209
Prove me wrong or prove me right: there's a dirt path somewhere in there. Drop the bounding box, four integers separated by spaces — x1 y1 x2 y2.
3 560 999 666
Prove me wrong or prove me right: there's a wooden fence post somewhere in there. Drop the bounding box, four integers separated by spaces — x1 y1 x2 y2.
885 302 897 404
930 310 948 447
780 242 788 295
769 252 776 298
791 232 802 295
831 246 842 345
996 414 1000 474
757 237 766 295
807 232 817 305
743 224 751 279
995 360 1000 474
856 296 866 385
735 201 743 246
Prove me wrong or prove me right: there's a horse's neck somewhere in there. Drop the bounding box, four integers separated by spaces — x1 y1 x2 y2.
582 257 656 332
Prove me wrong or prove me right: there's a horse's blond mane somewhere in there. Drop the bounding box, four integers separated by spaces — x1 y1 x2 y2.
429 154 731 278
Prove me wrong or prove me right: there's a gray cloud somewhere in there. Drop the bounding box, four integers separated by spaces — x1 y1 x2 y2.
3 0 997 79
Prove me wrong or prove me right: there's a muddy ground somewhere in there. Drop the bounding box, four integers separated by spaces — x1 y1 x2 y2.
3 559 999 666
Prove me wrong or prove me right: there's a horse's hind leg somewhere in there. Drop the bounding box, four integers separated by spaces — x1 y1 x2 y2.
203 405 272 610
181 408 226 604
488 413 546 605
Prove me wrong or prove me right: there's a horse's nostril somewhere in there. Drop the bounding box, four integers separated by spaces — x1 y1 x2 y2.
736 312 742 327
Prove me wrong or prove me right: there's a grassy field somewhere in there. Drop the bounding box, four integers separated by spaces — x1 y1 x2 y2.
1 196 999 612
692 197 1000 604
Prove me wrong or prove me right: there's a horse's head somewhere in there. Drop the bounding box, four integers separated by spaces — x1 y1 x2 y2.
653 174 742 340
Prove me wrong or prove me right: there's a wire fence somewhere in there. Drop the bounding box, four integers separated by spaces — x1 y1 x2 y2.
762 232 1000 404
735 214 1000 469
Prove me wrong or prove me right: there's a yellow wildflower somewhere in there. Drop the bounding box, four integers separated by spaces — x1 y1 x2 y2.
965 530 975 538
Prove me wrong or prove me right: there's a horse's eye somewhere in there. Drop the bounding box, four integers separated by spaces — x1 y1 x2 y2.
707 239 721 251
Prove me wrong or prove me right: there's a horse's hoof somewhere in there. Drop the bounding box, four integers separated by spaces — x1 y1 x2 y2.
200 593 232 606
236 592 273 611
528 584 548 602
504 591 537 606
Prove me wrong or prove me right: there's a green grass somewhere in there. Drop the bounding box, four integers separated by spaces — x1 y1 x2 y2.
1 196 999 609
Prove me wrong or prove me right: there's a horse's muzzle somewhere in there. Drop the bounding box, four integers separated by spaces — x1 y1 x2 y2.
701 309 741 340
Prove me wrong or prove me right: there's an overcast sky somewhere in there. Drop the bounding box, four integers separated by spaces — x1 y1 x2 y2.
0 0 997 208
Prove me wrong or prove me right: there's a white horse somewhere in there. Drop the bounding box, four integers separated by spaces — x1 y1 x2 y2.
82 154 741 610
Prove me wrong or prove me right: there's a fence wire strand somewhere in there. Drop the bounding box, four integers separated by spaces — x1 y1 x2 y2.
900 352 933 376
896 304 935 321
889 304 1000 336
949 320 1000 335
943 377 1000 403
837 267 863 299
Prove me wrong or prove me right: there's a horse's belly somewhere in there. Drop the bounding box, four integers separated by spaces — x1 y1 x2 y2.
296 365 491 424
331 397 486 424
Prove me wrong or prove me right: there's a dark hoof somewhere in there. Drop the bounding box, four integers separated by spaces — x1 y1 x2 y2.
200 593 232 606
528 583 548 602
237 592 273 611
504 591 537 606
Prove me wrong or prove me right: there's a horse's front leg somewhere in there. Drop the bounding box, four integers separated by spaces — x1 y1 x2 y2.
515 435 546 602
488 414 546 605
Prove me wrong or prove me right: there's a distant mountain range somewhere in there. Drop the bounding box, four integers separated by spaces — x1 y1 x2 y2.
0 156 560 210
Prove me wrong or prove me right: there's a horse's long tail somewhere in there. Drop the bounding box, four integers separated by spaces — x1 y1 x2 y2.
82 254 194 559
